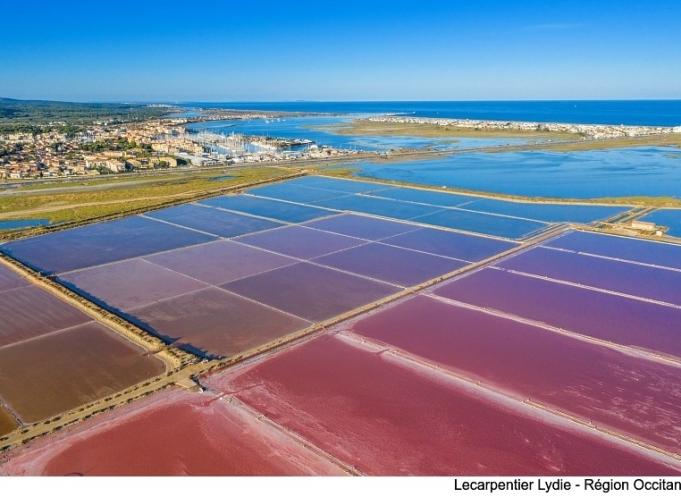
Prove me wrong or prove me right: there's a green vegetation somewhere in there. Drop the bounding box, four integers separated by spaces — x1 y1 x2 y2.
2 158 680 243
81 138 141 152
526 133 681 152
80 138 154 157
322 118 681 153
0 98 171 135
0 143 24 158
322 119 579 141
587 196 681 208
0 166 294 227
314 167 357 178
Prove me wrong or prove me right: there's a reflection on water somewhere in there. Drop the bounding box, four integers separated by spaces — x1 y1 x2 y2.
187 115 531 152
355 147 681 199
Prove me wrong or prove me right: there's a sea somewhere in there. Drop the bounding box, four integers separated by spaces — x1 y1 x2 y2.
181 100 681 199
181 100 681 127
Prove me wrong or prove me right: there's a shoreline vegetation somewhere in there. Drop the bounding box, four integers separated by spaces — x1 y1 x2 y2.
1 99 680 235
518 133 681 152
0 166 293 228
2 159 680 242
324 119 578 141
321 167 681 208
327 118 681 151
0 97 170 135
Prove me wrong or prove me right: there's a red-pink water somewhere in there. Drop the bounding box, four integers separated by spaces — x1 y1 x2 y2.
0 286 89 347
0 265 27 292
60 258 208 311
0 390 343 476
132 287 309 357
351 295 681 455
210 335 680 475
223 262 398 321
0 322 164 422
435 268 681 359
498 247 681 305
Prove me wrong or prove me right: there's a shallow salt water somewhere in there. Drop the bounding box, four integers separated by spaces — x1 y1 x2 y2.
0 219 49 231
187 115 530 152
355 146 681 199
641 209 681 237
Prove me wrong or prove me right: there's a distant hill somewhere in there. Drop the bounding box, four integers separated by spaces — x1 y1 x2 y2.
0 97 172 133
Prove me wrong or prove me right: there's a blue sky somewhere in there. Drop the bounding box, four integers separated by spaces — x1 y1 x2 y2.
1 0 680 102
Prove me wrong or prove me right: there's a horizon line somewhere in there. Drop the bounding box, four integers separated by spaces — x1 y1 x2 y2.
3 96 681 105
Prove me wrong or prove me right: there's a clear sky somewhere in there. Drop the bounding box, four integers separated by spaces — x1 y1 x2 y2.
2 0 680 102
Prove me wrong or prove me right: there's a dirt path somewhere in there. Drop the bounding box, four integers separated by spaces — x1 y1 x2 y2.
0 191 203 219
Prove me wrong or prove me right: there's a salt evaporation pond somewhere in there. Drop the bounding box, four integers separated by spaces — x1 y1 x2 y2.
641 209 681 237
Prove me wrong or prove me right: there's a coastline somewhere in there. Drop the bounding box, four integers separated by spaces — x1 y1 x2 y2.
324 116 681 151
343 115 681 140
